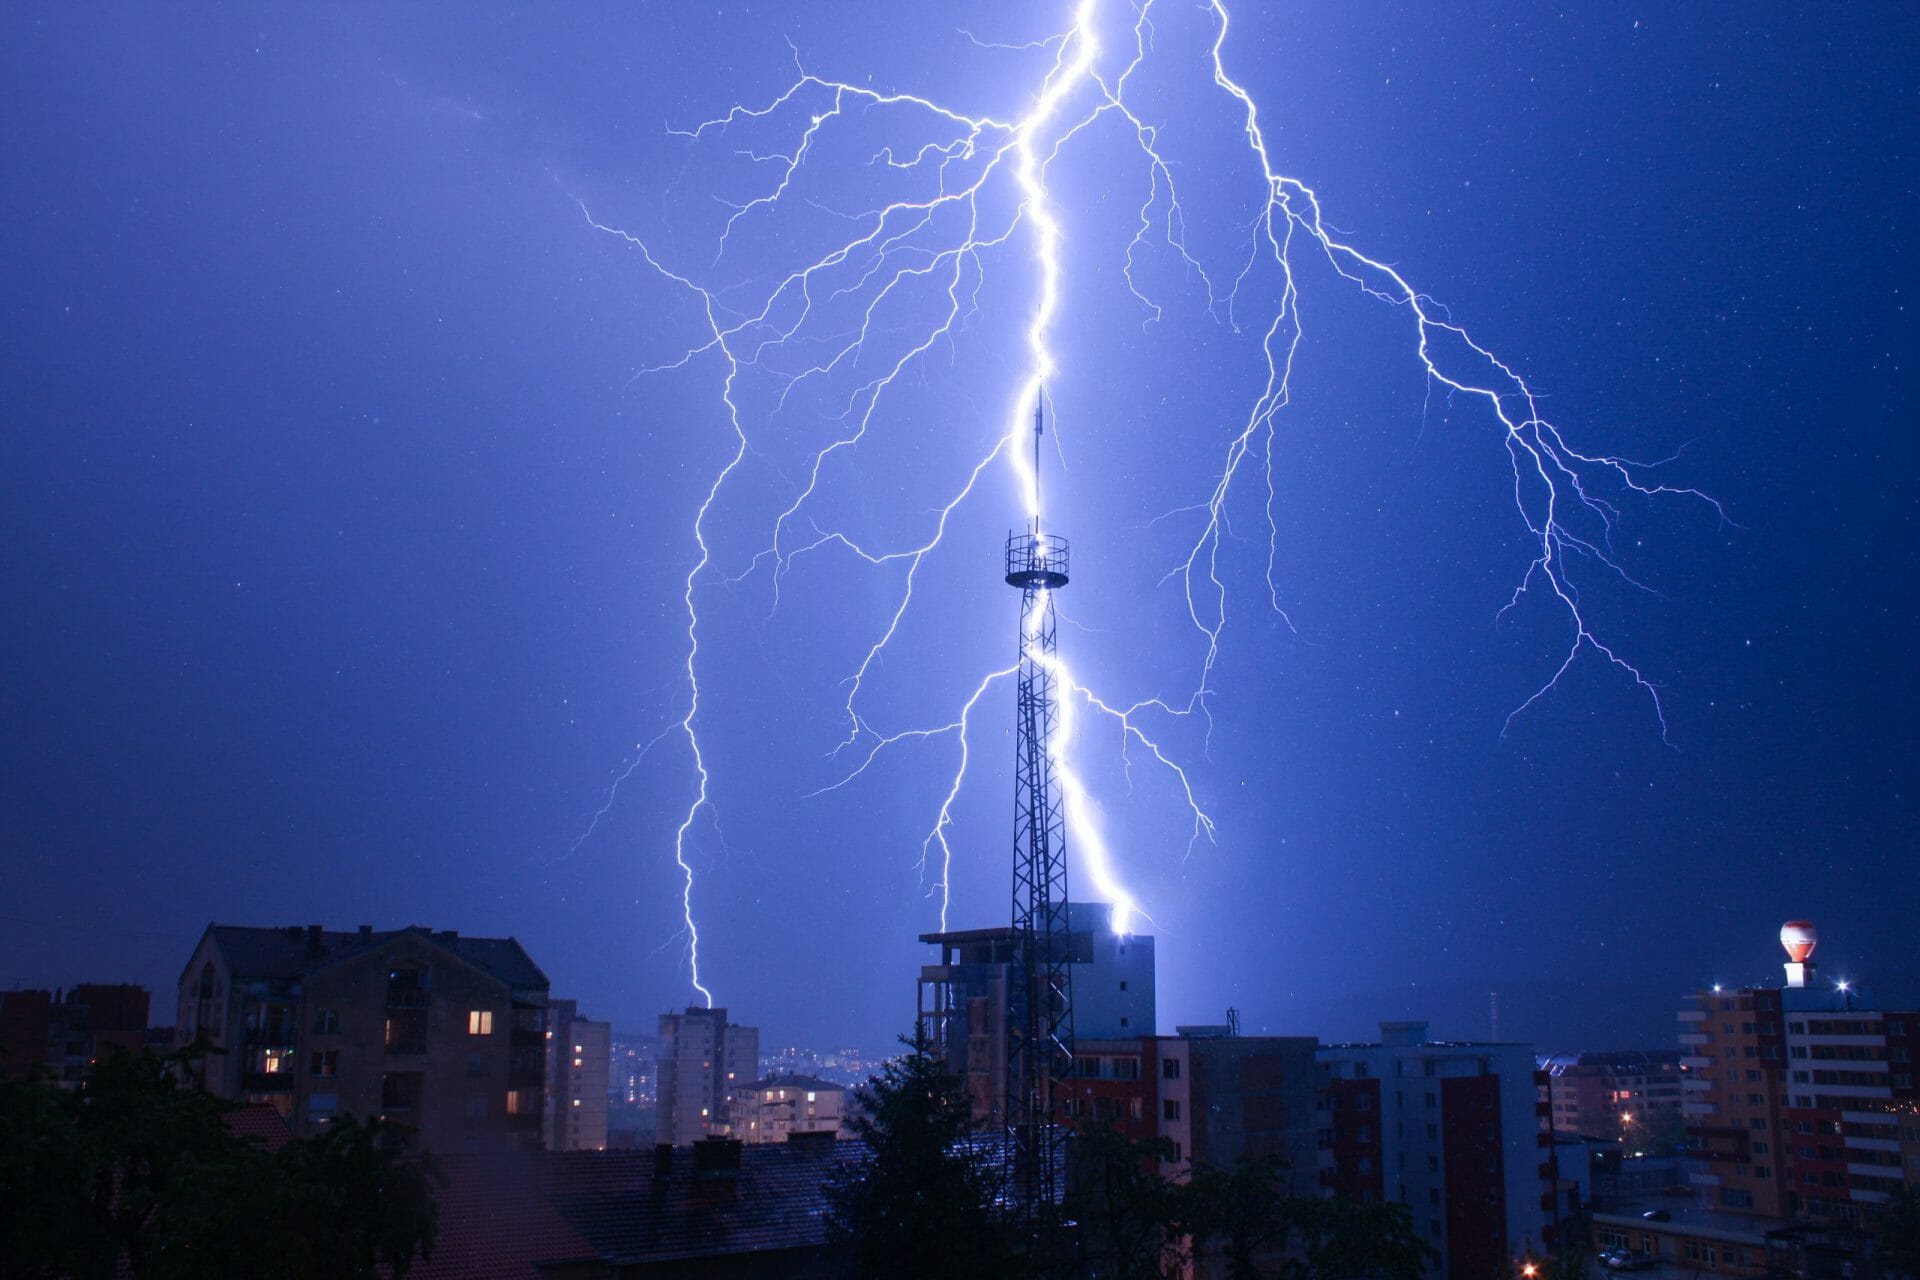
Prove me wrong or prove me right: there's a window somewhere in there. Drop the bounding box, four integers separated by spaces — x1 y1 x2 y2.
1163 1058 1181 1080
466 1093 487 1120
310 1050 338 1077
1167 1142 1181 1162
309 1092 339 1123
467 1053 485 1077
381 1072 423 1113
469 1010 493 1036
314 1008 340 1035
1165 1099 1182 1121
1356 1093 1371 1111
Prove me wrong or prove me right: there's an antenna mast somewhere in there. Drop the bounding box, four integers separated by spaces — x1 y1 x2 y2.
1003 390 1073 1225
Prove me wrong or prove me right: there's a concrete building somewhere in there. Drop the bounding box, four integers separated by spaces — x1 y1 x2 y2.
546 999 611 1152
1538 1049 1685 1146
175 923 550 1151
917 900 1154 1125
656 1006 759 1145
0 983 150 1084
1684 979 1920 1225
737 1073 849 1143
1317 1022 1551 1280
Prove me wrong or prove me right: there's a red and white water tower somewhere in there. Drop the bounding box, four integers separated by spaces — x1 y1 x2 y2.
1780 920 1818 988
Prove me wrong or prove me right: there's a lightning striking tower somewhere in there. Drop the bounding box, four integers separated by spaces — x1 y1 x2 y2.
1003 393 1074 1222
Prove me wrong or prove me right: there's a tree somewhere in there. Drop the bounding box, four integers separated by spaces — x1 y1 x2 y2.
1179 1154 1297 1280
1875 1185 1920 1280
825 1025 1012 1280
0 1048 440 1278
1065 1122 1183 1279
1287 1195 1434 1280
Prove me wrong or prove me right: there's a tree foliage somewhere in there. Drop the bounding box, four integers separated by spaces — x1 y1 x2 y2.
0 1048 441 1279
824 1024 1011 1280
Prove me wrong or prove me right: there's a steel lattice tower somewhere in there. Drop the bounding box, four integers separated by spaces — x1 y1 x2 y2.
1003 394 1074 1222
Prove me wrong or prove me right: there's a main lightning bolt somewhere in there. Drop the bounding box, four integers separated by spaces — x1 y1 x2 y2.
571 0 1716 998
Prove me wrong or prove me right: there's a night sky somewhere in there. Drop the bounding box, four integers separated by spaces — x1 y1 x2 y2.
3 2 1913 1057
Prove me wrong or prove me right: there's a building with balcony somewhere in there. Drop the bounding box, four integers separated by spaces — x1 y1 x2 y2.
916 900 1154 1126
175 922 550 1151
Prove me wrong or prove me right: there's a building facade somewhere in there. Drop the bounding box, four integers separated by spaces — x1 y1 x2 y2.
917 900 1155 1126
1539 1050 1685 1147
656 1006 760 1146
176 923 550 1151
0 983 150 1084
1683 981 1920 1227
1317 1023 1551 1280
738 1073 849 1143
546 998 611 1152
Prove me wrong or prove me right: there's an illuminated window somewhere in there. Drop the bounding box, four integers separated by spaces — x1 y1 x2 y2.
806 1091 816 1102
469 1010 493 1036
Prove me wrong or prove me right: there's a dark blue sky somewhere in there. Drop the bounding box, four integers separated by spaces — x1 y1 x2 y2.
3 2 1913 1054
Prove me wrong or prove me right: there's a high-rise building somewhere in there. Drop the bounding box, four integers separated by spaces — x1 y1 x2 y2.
1682 981 1920 1225
0 984 150 1084
544 998 610 1151
175 923 550 1151
1317 1022 1551 1280
655 1006 759 1146
918 900 1154 1125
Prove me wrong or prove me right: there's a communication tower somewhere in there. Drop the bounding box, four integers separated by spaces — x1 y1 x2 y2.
1003 392 1074 1220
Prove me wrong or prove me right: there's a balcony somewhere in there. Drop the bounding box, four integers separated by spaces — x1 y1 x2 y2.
385 989 430 1010
242 1071 294 1093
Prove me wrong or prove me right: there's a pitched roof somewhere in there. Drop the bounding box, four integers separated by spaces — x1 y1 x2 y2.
223 1102 293 1152
412 1153 605 1280
538 1142 866 1266
195 925 547 991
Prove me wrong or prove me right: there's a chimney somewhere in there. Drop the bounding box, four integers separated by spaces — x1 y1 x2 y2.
653 1143 675 1180
693 1136 743 1182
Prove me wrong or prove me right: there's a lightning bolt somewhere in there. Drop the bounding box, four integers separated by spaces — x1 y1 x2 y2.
572 0 1716 996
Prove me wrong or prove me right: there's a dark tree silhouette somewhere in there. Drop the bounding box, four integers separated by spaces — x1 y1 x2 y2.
824 1024 1012 1280
0 1049 440 1278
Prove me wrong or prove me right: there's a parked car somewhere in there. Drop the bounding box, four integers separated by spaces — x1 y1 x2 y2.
1599 1249 1657 1270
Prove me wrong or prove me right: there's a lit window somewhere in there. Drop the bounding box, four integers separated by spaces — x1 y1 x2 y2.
469 1010 493 1036
807 1091 817 1102
574 1044 583 1054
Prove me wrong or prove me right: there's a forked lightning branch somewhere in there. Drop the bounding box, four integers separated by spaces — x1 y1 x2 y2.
575 0 1718 1003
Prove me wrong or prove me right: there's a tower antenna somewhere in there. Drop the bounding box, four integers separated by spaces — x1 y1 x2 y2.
1003 391 1073 1224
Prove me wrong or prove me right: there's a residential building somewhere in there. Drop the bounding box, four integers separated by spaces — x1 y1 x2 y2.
175 923 550 1151
656 1006 759 1145
917 900 1154 1125
0 983 150 1084
1317 1022 1551 1280
1538 1050 1685 1146
547 999 612 1152
738 1073 849 1143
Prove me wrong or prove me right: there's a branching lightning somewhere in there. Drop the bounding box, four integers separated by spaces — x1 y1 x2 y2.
573 0 1717 1001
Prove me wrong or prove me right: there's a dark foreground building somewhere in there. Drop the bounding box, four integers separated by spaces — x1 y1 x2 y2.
176 922 550 1151
414 1135 864 1279
0 983 150 1083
